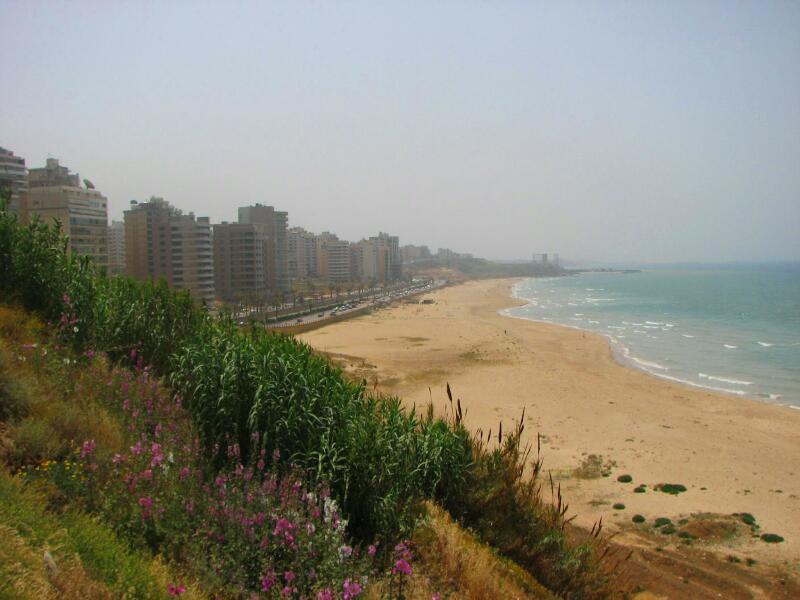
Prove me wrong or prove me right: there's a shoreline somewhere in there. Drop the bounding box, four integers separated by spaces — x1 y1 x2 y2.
298 278 800 567
504 276 796 408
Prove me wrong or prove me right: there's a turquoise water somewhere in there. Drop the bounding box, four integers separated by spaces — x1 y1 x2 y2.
504 266 800 407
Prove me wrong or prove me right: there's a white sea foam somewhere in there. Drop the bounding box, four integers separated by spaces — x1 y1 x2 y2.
757 342 774 347
631 357 668 371
645 321 664 325
574 313 584 316
682 334 694 338
643 325 659 329
723 344 738 349
588 320 600 324
698 373 753 386
607 325 626 330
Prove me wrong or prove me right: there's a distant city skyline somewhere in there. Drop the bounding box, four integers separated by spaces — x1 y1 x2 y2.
3 1 799 263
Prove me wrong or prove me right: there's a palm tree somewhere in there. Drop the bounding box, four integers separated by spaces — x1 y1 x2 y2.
271 291 282 321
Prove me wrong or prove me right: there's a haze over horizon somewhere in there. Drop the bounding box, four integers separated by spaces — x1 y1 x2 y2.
2 1 799 264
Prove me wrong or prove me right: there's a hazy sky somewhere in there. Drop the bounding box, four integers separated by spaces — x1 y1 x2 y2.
2 1 799 263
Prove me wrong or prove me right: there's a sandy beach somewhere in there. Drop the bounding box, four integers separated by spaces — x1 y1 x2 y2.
299 278 800 569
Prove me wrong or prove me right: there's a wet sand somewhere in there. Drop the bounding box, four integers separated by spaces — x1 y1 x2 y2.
298 278 800 567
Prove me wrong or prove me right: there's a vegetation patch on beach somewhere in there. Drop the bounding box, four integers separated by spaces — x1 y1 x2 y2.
653 517 672 528
654 483 687 495
573 454 615 479
679 514 743 544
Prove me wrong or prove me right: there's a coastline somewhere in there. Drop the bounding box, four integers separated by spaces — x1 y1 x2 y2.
298 278 800 566
502 278 791 405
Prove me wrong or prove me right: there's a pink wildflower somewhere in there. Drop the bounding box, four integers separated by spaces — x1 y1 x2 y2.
261 570 276 591
167 583 186 596
138 496 154 518
393 559 413 577
342 578 363 599
80 439 96 459
368 544 378 557
317 589 334 600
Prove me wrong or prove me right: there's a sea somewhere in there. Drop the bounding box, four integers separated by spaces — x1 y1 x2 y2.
503 265 800 408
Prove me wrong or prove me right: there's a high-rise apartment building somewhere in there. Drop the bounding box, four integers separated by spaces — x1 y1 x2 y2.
287 227 317 281
368 232 402 282
322 240 353 283
400 244 431 262
124 197 214 304
213 204 291 304
356 238 388 284
108 220 126 275
23 158 108 267
0 147 28 216
213 221 275 303
238 204 289 294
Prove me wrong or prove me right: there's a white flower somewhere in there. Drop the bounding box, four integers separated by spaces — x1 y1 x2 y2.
73 326 79 333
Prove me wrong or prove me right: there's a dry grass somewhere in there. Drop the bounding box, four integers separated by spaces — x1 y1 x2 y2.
0 524 112 600
366 502 556 600
0 304 43 345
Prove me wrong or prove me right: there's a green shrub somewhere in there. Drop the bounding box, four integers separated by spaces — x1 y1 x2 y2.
654 517 672 528
739 513 757 527
661 525 676 535
616 474 632 483
632 515 645 524
656 483 687 495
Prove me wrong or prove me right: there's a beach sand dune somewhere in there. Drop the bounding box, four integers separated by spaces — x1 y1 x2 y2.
299 278 800 569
